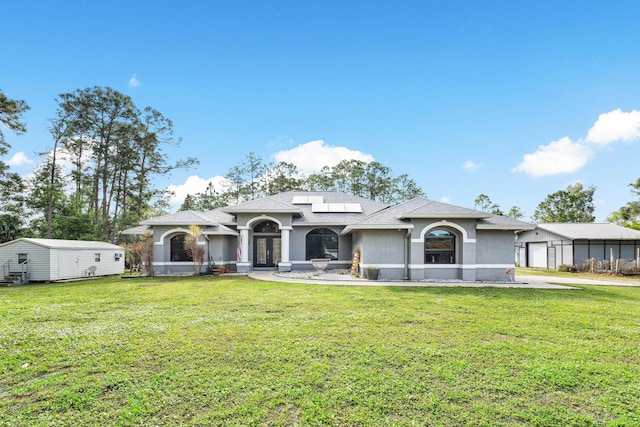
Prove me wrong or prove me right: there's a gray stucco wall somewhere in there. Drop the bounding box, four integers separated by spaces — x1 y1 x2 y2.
149 225 235 275
358 229 407 280
475 230 517 281
476 230 515 264
289 225 352 271
354 221 517 282
207 235 237 272
236 213 293 228
408 219 477 281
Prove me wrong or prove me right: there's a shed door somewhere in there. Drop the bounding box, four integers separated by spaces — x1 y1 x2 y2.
528 243 547 268
58 250 81 279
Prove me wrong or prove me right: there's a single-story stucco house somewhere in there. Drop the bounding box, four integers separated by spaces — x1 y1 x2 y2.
515 223 640 269
0 238 125 283
124 191 534 282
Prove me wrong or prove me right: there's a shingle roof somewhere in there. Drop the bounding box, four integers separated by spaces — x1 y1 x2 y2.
395 198 492 220
120 225 151 235
140 209 235 226
342 197 534 233
223 191 389 225
222 197 303 214
202 224 238 236
536 223 640 240
344 197 484 231
478 216 535 231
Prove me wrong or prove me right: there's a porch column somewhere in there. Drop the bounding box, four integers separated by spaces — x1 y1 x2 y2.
236 227 251 273
241 228 249 263
279 227 292 272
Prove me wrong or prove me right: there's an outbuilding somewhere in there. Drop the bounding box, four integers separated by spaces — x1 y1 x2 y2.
0 238 125 283
515 223 640 269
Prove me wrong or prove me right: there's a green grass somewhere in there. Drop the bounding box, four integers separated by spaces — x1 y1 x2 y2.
1 276 639 426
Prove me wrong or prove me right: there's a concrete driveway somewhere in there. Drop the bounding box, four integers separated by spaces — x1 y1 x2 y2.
246 271 636 289
516 274 640 288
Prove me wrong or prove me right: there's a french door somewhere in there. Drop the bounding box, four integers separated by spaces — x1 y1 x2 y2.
253 236 281 267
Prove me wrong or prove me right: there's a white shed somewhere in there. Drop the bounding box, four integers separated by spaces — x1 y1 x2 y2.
0 238 125 283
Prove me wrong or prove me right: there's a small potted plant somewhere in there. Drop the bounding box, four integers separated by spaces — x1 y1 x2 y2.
365 266 380 280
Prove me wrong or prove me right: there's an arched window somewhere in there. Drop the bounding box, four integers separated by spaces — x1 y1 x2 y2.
425 229 455 264
171 234 192 262
306 228 338 260
253 220 279 233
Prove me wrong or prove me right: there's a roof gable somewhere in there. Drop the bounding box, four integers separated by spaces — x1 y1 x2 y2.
141 209 234 226
396 198 491 219
222 191 388 225
222 197 303 214
344 197 534 232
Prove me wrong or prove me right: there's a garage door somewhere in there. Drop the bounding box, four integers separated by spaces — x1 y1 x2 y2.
528 242 547 268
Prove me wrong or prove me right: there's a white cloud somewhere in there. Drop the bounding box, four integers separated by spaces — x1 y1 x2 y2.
129 74 140 88
166 141 375 206
463 160 482 170
166 175 228 205
272 140 375 175
7 151 34 167
512 137 593 177
439 196 451 204
585 109 640 146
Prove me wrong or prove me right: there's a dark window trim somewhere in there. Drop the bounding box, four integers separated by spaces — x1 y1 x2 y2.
425 229 456 264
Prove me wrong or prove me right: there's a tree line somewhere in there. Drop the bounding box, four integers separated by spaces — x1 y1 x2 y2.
474 183 598 223
2 87 640 245
1 87 197 243
180 153 425 211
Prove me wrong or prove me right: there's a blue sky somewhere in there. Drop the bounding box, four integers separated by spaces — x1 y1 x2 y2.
3 0 640 221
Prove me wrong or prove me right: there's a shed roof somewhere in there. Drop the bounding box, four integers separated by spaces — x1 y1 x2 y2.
0 238 123 250
535 223 640 240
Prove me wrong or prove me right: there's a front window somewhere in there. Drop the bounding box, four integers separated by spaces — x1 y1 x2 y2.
306 228 338 260
95 253 101 262
425 229 455 264
171 234 193 261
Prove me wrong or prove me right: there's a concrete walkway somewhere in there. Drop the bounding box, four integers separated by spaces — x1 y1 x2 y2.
247 271 601 289
515 274 640 288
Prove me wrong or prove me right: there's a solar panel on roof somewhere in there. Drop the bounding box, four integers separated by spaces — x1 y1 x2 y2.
311 203 329 212
311 203 362 213
292 196 324 204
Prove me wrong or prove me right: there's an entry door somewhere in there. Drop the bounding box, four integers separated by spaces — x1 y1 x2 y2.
58 250 82 279
254 237 281 267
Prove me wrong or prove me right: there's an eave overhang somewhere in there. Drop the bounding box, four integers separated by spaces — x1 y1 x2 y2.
341 223 414 235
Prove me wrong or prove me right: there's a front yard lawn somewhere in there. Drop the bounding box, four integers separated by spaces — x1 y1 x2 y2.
1 275 638 426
